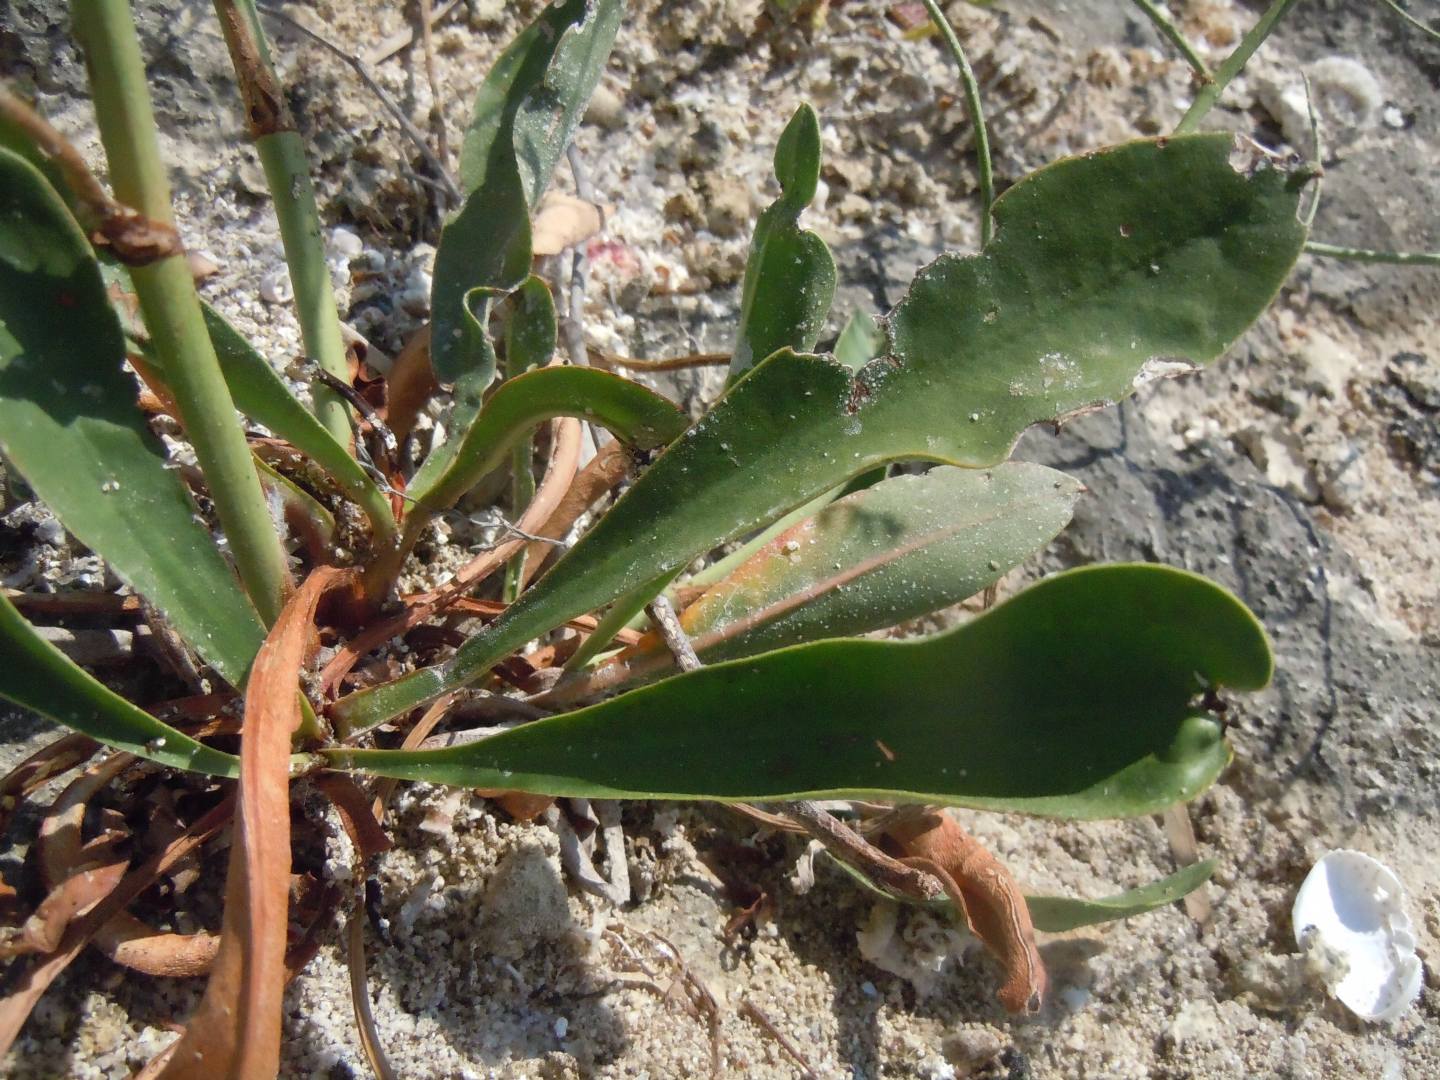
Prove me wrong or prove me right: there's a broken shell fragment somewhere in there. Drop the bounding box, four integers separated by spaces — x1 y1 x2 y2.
1292 850 1422 1022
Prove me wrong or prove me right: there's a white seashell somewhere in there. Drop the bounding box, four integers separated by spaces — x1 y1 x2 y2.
1292 850 1422 1022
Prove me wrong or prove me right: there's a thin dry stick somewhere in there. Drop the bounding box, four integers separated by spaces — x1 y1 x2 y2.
416 0 451 204
366 0 462 64
1162 804 1212 924
645 595 701 673
340 693 454 1080
642 929 723 1075
786 801 943 902
253 2 461 205
519 438 634 588
738 997 819 1080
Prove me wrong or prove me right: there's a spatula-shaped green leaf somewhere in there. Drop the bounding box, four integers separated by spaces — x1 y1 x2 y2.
0 148 264 686
603 464 1080 679
730 104 837 381
407 366 687 515
0 592 239 777
427 0 622 415
332 133 1305 732
328 564 1271 818
829 850 1215 932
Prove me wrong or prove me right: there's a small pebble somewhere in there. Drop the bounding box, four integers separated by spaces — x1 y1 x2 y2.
328 226 364 260
259 267 293 304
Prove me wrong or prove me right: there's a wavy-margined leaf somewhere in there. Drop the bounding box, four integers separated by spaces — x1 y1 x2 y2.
597 464 1081 683
407 366 687 515
0 593 238 777
730 104 837 381
425 0 622 486
0 148 264 686
329 565 1271 818
830 851 1215 932
332 133 1305 731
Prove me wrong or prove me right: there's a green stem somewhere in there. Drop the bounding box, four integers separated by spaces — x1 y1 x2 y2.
1129 0 1213 80
1175 0 1304 134
73 0 289 625
918 0 994 247
1305 241 1440 267
212 0 354 448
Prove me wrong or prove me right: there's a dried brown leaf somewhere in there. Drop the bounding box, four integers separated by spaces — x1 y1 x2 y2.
156 566 353 1078
885 810 1048 1014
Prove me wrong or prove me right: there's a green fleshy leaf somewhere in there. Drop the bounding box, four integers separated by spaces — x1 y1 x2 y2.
0 592 239 777
1025 860 1216 932
430 0 623 391
730 104 837 381
407 366 687 514
0 147 265 686
828 850 1216 932
328 565 1270 817
332 133 1305 732
199 304 394 543
619 463 1081 674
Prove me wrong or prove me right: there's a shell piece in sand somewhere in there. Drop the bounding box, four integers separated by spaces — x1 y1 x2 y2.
1292 849 1422 1022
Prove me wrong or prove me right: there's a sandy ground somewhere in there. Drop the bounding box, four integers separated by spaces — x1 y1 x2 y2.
2 0 1439 1076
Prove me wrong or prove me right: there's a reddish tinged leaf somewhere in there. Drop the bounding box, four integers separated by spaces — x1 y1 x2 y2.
378 325 436 445
0 732 100 837
23 752 218 976
157 566 354 1079
315 774 393 859
97 919 218 978
0 794 233 1060
884 810 1046 1014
